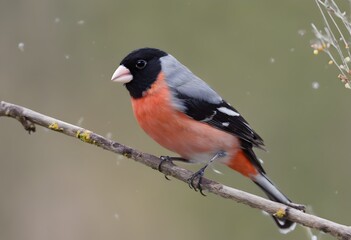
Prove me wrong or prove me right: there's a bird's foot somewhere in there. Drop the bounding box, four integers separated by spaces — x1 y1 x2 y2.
158 156 187 180
158 156 173 180
158 156 171 171
187 166 207 196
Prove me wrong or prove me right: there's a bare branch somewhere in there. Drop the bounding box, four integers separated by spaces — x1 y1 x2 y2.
1 101 351 239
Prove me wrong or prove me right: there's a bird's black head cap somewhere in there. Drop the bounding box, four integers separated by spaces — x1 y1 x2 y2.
120 48 167 98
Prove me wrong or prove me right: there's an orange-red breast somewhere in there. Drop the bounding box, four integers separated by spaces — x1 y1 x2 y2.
111 48 297 233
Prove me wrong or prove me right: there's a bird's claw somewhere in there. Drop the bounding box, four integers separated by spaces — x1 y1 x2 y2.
159 156 173 180
158 156 171 171
159 156 189 180
187 167 206 196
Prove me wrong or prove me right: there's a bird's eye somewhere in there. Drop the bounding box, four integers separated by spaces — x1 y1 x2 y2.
136 59 147 69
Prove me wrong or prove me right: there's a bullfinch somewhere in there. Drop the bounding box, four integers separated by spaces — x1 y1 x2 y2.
111 47 301 233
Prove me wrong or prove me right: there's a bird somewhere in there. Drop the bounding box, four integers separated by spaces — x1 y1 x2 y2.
111 47 302 233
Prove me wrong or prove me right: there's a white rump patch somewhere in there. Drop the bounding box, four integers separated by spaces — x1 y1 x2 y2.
217 107 240 116
279 222 297 234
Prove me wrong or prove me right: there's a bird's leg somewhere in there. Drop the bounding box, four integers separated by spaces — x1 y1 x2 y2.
158 156 188 180
158 156 187 171
285 202 306 211
188 150 226 196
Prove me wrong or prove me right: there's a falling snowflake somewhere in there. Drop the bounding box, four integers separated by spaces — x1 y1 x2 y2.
18 42 25 52
77 20 85 25
298 29 306 36
312 81 320 89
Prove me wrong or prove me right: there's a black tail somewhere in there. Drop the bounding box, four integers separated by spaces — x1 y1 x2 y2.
252 173 296 234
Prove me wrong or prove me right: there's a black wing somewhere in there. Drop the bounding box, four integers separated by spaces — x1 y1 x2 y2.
175 91 266 173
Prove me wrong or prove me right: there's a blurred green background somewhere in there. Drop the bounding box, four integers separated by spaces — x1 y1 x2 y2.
1 1 350 239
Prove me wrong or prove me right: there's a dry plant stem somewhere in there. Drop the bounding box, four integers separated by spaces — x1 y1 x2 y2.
1 101 351 240
312 0 351 88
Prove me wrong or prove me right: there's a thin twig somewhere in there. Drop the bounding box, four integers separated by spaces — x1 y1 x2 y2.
312 0 351 89
1 101 351 239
